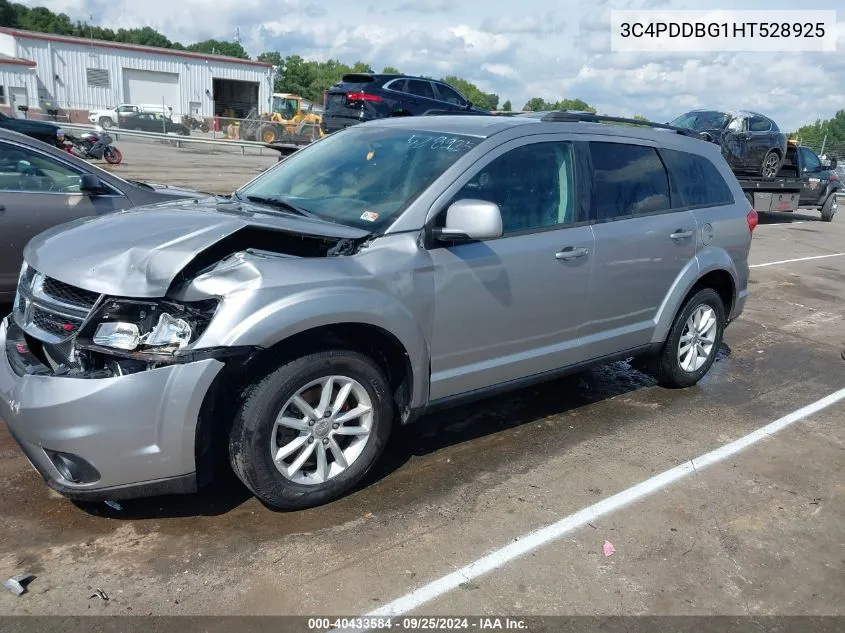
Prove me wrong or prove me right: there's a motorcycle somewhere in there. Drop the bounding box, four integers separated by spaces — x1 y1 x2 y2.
59 126 123 165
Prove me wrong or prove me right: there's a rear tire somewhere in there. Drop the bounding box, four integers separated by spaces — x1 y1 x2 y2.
820 193 837 222
761 150 781 178
228 350 393 510
651 288 725 389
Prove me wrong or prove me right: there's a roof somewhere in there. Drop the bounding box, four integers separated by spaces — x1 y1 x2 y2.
367 114 718 152
0 27 272 68
370 113 536 138
0 52 36 67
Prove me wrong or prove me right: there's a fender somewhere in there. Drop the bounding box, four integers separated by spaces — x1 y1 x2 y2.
651 247 739 344
216 287 431 409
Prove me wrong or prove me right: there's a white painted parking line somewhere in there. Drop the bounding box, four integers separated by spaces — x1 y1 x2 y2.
758 221 805 227
343 386 845 628
750 253 845 268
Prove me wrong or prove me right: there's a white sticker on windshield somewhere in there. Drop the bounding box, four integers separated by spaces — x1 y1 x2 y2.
360 211 380 222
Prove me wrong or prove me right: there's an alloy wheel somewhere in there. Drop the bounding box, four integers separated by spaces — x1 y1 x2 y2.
762 153 779 178
677 305 718 372
270 375 374 485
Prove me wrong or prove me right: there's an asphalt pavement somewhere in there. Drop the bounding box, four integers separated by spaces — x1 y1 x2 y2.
0 149 843 621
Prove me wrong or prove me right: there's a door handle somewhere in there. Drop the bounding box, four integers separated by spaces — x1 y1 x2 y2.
0 204 5 212
555 246 589 261
670 229 694 240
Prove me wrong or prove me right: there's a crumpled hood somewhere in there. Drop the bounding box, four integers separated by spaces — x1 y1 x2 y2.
23 198 370 298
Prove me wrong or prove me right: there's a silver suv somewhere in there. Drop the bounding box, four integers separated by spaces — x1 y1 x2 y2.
0 113 755 510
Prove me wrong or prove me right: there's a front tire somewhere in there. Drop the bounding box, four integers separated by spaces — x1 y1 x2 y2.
259 124 279 144
103 146 122 165
98 117 113 129
229 350 393 510
652 288 725 389
821 193 837 222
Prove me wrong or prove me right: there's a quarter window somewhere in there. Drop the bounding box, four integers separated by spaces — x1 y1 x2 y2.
451 141 578 234
661 149 734 208
589 142 671 221
0 143 83 193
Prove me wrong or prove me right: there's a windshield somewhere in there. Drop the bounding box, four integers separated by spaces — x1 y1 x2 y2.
236 126 479 231
272 97 299 116
670 111 730 131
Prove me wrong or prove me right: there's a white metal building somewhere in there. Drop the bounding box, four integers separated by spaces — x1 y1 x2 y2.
0 27 274 121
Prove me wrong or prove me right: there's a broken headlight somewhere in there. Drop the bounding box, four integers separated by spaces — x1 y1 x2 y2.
77 298 219 356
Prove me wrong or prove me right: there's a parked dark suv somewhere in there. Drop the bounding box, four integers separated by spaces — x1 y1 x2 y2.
322 73 488 134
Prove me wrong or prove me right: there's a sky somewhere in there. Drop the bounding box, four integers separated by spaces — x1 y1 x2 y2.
19 0 845 131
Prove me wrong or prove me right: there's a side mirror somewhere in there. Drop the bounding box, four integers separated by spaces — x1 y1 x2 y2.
830 158 838 169
434 199 503 242
465 100 473 110
79 173 102 193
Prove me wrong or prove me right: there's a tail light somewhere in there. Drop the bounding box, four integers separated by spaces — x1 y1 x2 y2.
830 172 839 182
346 92 383 103
747 208 759 233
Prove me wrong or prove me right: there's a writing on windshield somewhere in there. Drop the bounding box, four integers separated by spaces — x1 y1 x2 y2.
407 134 477 153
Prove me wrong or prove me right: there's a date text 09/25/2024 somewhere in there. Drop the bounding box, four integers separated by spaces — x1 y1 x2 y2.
307 617 528 631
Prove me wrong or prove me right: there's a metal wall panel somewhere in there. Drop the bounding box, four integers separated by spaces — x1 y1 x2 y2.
11 35 272 117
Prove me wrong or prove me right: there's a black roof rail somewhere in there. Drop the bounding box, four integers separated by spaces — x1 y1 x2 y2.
421 109 488 116
539 111 701 137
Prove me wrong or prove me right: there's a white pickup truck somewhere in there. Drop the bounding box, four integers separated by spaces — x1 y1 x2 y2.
88 104 173 128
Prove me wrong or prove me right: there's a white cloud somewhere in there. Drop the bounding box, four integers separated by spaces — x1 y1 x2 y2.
395 0 452 12
17 0 845 129
481 63 517 79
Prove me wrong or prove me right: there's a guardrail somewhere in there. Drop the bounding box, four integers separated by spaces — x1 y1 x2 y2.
60 123 308 155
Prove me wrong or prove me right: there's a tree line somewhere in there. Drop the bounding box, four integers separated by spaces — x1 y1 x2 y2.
791 110 845 155
0 0 597 113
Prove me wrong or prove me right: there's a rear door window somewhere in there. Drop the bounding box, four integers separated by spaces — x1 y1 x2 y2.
406 80 436 99
434 84 467 106
661 149 735 208
589 142 671 221
749 116 772 132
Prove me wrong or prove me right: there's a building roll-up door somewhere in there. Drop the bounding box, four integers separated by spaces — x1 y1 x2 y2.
122 69 180 111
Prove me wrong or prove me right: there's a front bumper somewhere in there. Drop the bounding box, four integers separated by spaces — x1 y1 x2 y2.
0 316 224 500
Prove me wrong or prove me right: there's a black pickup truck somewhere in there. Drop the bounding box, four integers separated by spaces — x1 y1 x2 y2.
0 111 61 145
737 142 840 222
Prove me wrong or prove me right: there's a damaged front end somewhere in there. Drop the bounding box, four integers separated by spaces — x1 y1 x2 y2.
9 263 246 379
11 204 373 380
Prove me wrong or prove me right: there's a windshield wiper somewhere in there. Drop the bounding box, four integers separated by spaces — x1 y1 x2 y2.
243 194 318 219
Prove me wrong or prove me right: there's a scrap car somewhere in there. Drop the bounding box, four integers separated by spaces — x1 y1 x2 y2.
670 110 788 178
0 113 754 511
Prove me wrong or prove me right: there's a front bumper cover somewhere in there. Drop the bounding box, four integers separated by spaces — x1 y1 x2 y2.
0 316 225 500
